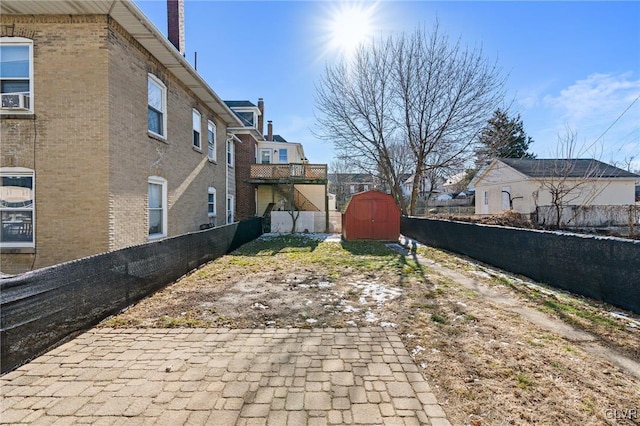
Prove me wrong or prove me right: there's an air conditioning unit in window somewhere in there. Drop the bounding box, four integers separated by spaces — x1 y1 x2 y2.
1 93 30 110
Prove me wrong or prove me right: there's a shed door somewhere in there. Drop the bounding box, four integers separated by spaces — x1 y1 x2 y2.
370 200 389 240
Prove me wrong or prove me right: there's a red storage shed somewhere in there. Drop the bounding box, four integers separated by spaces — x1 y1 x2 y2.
342 191 400 241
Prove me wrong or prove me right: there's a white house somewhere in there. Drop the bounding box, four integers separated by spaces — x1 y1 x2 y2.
470 158 639 216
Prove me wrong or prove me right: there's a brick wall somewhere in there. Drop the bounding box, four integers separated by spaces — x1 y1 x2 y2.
106 18 228 250
1 16 110 273
1 15 231 273
234 133 257 220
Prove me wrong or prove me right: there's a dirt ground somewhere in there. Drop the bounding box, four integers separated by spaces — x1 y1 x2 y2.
100 234 640 425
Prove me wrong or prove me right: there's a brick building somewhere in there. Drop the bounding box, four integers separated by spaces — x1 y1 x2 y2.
226 99 328 225
0 0 242 273
225 99 264 221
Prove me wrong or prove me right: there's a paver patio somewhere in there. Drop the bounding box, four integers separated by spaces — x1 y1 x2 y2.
0 327 450 425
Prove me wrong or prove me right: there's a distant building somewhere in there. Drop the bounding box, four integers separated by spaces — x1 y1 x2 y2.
470 158 639 215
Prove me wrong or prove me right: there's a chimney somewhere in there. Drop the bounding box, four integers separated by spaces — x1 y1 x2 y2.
167 0 185 56
257 98 265 135
267 121 273 141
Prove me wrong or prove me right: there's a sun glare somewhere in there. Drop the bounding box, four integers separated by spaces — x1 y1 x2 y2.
323 2 380 58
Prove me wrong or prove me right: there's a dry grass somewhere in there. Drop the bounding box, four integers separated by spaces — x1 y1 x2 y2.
100 234 640 425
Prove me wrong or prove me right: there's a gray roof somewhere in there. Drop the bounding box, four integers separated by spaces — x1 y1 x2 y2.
224 100 256 108
501 158 640 179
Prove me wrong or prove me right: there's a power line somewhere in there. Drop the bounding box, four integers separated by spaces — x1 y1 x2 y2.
588 93 640 151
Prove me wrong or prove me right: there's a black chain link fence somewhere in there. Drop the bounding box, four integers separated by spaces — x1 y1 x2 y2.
1 218 261 374
401 217 640 315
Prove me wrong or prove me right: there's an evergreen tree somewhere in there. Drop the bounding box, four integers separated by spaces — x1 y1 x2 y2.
475 109 536 166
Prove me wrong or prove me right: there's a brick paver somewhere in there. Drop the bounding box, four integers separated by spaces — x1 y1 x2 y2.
0 327 450 425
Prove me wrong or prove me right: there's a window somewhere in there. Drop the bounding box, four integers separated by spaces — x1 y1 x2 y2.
227 139 234 166
147 74 166 137
227 195 234 224
0 168 34 247
363 184 369 191
0 38 33 112
192 109 201 150
148 176 167 239
260 149 271 164
484 191 488 205
208 187 216 217
207 120 216 161
350 185 356 194
278 149 288 163
236 111 256 127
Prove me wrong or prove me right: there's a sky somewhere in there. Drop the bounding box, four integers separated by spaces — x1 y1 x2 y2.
133 0 640 172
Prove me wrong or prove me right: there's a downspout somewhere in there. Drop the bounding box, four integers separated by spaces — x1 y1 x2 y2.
325 183 329 233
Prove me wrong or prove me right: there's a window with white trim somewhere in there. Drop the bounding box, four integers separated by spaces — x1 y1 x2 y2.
208 187 216 217
0 168 34 247
207 120 216 161
227 195 234 224
236 110 256 128
227 139 234 166
192 109 201 150
148 176 167 239
147 74 166 137
259 149 271 164
0 38 33 112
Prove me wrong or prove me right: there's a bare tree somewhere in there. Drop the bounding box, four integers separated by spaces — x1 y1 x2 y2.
394 25 505 214
315 24 505 215
534 129 604 229
315 38 410 212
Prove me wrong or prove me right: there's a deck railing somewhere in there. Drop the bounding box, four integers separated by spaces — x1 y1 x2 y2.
250 164 327 181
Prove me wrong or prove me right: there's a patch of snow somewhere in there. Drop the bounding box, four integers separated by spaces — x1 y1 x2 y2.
305 300 313 306
406 334 416 339
411 346 425 357
318 281 333 288
349 280 402 305
342 304 360 314
252 303 268 310
306 318 318 324
380 322 396 328
470 270 491 279
346 320 357 326
364 310 378 322
420 363 427 369
265 321 276 326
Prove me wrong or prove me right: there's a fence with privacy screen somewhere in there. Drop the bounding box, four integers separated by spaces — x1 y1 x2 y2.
0 218 262 374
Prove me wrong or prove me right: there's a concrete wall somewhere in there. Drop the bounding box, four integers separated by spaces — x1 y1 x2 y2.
401 217 640 314
328 211 342 233
270 211 327 233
